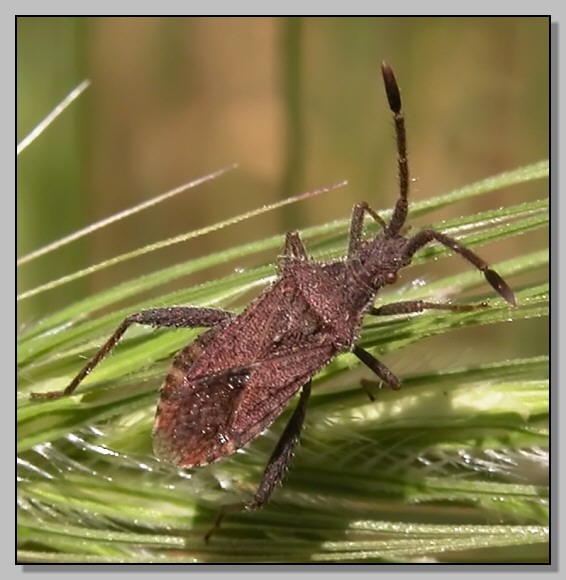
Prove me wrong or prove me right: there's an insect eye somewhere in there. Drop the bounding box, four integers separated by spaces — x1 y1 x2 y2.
385 272 398 284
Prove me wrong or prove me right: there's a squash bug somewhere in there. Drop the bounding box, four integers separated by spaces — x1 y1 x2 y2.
31 63 516 539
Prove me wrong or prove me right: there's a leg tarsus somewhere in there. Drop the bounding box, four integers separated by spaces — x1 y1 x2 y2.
360 378 377 402
405 229 516 306
204 380 312 543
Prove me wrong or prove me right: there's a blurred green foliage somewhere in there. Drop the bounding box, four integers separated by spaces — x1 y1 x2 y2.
18 17 548 320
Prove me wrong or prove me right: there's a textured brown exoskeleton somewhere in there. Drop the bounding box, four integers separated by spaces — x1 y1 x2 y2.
31 63 516 540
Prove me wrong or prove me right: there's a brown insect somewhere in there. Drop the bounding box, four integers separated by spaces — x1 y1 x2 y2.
32 63 516 540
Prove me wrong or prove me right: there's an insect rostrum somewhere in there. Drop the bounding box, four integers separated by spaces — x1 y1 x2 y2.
31 63 516 539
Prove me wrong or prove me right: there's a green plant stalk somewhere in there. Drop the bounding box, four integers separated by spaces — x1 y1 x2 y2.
17 162 548 563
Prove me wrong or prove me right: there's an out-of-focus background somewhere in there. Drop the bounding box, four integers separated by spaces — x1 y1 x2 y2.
17 17 548 361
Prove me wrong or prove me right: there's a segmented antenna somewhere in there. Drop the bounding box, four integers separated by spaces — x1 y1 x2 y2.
381 62 409 236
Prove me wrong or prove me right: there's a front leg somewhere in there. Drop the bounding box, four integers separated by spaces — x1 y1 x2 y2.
283 231 309 260
30 306 235 401
404 229 516 306
347 202 387 257
277 231 310 275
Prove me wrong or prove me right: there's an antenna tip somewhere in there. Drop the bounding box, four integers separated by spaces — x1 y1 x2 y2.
380 62 401 114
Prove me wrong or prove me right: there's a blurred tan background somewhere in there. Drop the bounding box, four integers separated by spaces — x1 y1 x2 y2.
17 17 548 363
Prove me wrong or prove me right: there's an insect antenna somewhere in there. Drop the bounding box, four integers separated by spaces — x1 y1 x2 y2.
381 62 409 237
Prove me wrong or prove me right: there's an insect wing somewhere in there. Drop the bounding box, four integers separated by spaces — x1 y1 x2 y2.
153 279 336 469
153 362 250 467
225 342 335 448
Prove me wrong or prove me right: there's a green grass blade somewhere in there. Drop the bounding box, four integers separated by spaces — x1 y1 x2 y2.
17 161 548 563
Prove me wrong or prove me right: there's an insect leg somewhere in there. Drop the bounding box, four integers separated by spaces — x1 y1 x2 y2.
369 300 489 317
205 380 312 543
347 202 387 257
404 229 516 306
283 231 309 259
30 307 235 401
352 345 401 390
